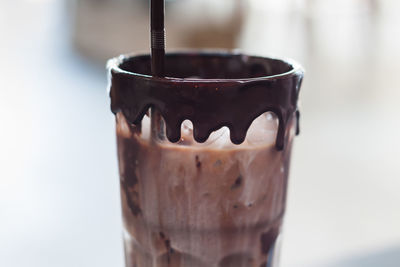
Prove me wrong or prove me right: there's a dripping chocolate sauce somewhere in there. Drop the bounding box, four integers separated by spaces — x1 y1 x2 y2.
109 51 304 150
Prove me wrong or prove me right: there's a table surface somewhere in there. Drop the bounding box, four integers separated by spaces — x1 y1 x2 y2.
1 1 399 267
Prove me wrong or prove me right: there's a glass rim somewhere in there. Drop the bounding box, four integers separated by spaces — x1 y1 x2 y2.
107 49 304 83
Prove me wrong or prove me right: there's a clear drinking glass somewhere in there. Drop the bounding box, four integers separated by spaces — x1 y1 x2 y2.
108 51 304 267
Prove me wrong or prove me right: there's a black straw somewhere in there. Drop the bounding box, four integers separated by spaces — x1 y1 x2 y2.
150 0 165 141
151 0 165 77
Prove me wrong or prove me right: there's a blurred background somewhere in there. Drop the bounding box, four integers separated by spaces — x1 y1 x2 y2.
1 0 399 266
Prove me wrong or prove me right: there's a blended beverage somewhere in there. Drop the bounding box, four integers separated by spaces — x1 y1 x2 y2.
108 52 304 267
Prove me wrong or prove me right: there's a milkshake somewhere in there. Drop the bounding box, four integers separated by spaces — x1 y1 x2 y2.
109 52 304 267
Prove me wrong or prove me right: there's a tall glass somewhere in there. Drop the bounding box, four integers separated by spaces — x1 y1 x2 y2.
108 51 304 267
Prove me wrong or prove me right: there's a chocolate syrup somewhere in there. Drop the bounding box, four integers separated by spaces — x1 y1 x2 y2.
109 51 304 150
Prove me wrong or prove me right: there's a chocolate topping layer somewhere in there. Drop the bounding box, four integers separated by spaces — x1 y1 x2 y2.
108 51 304 150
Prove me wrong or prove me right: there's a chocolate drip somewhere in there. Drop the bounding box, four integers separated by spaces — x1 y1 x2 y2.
108 51 304 150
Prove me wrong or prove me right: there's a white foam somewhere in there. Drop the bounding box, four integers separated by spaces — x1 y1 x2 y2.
245 112 278 146
141 114 151 140
134 111 279 148
177 112 278 147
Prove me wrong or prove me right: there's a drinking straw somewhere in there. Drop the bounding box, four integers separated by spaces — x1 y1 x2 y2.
151 0 165 77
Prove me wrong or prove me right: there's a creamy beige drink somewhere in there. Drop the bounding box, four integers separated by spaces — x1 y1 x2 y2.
116 111 295 267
